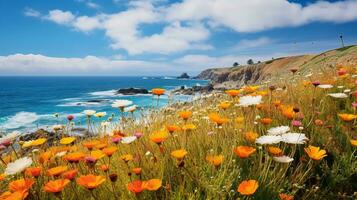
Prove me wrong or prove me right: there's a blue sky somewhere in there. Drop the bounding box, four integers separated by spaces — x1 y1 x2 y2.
0 0 357 76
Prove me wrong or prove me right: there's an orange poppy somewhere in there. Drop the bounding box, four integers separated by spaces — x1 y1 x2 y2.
25 167 42 177
150 130 169 144
225 89 240 97
0 190 28 200
102 146 118 157
260 118 272 125
9 179 34 192
47 166 68 177
62 169 78 181
208 113 229 126
178 111 192 120
233 146 256 158
338 113 357 122
206 155 224 167
127 180 144 194
0 174 5 181
267 146 283 156
99 164 109 172
95 143 108 150
39 151 52 164
64 152 85 163
237 179 259 195
142 179 162 191
83 140 100 150
152 88 165 96
351 139 357 147
245 132 259 142
131 167 142 175
76 174 105 190
304 145 327 161
44 179 70 193
279 193 294 200
281 105 295 119
166 125 180 133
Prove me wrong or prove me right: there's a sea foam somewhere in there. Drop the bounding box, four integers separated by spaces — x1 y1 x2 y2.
0 112 40 129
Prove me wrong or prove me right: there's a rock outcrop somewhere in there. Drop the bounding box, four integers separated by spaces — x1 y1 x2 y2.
177 73 190 79
195 45 357 88
117 88 149 95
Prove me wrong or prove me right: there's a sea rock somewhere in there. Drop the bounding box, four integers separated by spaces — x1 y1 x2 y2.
174 84 214 95
177 73 190 79
117 88 149 95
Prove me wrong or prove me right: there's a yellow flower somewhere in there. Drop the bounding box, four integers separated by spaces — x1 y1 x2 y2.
94 112 106 118
171 149 188 160
179 111 192 120
304 145 327 161
22 138 47 148
218 101 231 110
338 113 357 122
182 124 196 131
206 155 224 167
60 137 76 145
120 154 133 162
243 85 259 93
225 89 240 97
245 132 259 143
90 150 105 160
236 117 244 124
350 139 357 147
150 130 169 144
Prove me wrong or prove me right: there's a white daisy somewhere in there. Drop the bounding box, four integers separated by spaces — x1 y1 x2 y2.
83 110 96 116
281 133 308 144
55 151 67 157
121 136 137 144
344 89 351 93
112 100 133 108
318 84 333 89
255 135 282 145
273 155 294 163
5 157 33 175
328 93 348 98
124 105 137 112
267 126 290 135
236 95 262 107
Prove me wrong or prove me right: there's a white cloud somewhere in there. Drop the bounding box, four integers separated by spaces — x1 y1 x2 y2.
24 8 41 17
23 0 357 56
0 54 170 76
165 0 357 32
45 10 75 25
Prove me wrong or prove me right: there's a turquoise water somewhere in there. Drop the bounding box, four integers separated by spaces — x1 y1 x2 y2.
0 76 208 132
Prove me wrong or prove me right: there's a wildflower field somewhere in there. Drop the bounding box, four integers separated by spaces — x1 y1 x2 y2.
0 65 356 200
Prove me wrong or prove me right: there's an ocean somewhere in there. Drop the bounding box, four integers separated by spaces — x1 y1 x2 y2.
0 76 208 132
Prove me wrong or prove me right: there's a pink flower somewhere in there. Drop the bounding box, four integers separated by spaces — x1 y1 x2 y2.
291 120 302 127
112 137 121 144
0 139 11 147
312 81 320 87
67 115 74 121
134 132 143 138
353 91 357 98
352 102 357 108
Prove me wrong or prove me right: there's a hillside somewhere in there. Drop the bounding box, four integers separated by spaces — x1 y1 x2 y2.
196 45 357 88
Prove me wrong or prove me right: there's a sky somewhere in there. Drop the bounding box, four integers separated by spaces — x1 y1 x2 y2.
0 0 357 76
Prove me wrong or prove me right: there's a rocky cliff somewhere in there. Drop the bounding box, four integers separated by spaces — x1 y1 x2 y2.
196 45 357 88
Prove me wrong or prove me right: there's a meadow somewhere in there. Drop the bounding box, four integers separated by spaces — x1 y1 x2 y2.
0 64 356 200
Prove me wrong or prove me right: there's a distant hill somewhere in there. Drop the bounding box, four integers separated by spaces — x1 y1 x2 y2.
196 45 357 88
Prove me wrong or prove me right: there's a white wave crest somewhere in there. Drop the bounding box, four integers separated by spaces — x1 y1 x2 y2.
89 90 117 96
1 112 40 129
